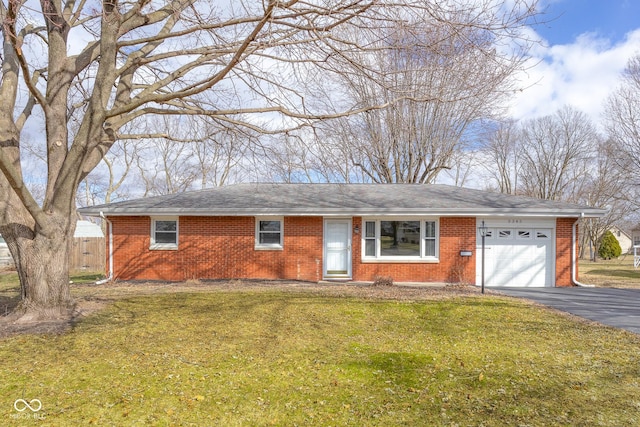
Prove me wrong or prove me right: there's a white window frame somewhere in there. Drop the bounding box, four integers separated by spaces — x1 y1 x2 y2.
255 216 284 250
150 216 179 250
361 217 439 263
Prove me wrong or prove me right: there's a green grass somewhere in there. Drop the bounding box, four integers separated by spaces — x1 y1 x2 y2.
579 257 640 287
1 289 640 425
0 271 103 286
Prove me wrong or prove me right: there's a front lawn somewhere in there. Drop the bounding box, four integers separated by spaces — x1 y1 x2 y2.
579 257 640 288
1 286 639 425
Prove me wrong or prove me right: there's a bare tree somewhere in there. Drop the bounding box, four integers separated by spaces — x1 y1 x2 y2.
481 120 520 194
518 106 597 200
78 138 141 207
309 4 536 184
576 141 632 260
442 148 478 187
259 132 353 183
0 0 540 320
136 137 198 196
192 127 250 189
604 54 640 191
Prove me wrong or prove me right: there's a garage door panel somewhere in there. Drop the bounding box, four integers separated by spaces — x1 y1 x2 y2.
477 226 553 287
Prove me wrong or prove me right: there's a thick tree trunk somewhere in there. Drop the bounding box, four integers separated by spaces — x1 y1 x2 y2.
4 221 75 322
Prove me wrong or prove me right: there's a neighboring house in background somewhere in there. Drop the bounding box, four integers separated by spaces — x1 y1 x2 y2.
632 225 640 249
610 226 633 254
0 220 105 271
78 183 605 288
74 220 105 239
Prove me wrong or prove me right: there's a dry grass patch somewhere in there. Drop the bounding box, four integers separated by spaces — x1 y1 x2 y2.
579 257 640 288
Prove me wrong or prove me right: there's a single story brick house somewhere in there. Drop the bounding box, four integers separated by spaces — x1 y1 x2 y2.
78 183 605 287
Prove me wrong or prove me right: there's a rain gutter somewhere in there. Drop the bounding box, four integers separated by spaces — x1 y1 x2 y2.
95 212 113 285
572 214 595 287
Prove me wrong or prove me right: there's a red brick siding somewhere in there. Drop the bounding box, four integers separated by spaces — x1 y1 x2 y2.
110 216 323 281
351 217 476 283
555 218 577 287
108 215 576 286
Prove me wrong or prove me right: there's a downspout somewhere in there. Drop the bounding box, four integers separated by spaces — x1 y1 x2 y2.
95 212 113 285
572 214 594 287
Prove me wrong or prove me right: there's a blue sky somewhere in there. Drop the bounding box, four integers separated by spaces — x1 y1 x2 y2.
537 0 640 45
508 0 640 124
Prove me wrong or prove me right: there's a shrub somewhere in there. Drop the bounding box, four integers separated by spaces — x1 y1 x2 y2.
598 230 622 260
372 276 394 287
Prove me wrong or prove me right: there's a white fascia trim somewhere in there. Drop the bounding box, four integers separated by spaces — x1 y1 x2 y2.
82 209 607 218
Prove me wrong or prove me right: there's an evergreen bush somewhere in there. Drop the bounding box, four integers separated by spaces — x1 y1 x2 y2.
598 230 622 260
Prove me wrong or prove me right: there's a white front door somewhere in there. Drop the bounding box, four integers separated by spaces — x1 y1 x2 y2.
324 219 352 278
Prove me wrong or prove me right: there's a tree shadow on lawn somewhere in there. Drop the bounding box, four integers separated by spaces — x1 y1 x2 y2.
0 283 112 339
0 280 489 339
585 269 640 279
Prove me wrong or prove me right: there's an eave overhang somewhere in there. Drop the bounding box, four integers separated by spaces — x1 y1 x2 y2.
78 207 607 218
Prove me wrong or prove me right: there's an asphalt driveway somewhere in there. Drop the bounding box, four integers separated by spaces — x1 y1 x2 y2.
495 287 640 335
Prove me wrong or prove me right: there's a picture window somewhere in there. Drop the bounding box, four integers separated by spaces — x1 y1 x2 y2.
362 218 438 261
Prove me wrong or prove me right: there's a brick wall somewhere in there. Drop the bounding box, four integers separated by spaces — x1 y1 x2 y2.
110 216 323 282
108 215 574 286
109 215 478 284
555 217 577 287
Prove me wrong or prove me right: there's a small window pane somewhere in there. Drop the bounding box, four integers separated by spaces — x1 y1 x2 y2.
260 221 281 232
257 219 282 247
425 221 436 238
517 230 531 239
498 230 512 238
536 230 550 239
156 221 176 232
259 232 281 244
425 239 436 257
365 221 376 238
154 220 177 245
365 239 376 257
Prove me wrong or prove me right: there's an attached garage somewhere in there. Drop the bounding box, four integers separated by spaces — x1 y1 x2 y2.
476 218 555 287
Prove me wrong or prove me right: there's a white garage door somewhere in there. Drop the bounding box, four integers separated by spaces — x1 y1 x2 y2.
476 223 554 287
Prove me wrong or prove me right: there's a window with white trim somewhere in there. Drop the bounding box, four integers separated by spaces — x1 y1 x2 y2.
424 220 437 256
255 217 283 250
151 217 178 250
362 218 439 261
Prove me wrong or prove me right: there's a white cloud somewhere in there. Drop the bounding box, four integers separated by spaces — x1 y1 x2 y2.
508 28 640 126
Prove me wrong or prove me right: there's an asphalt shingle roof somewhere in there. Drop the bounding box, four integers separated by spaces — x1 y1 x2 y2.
78 183 606 218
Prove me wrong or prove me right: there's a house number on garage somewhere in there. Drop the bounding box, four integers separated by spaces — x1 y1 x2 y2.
507 219 522 224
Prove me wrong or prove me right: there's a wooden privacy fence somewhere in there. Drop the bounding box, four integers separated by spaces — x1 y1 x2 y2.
1 220 105 273
70 237 105 273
